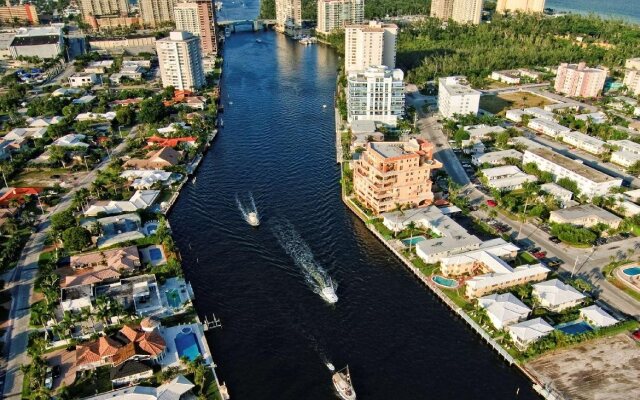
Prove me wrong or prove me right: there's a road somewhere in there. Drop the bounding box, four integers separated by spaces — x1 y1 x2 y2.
405 87 640 319
1 127 138 399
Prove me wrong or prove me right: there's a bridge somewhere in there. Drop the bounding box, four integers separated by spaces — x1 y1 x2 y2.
217 19 276 33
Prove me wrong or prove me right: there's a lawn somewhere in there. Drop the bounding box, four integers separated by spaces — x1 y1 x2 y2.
10 168 76 187
480 92 554 115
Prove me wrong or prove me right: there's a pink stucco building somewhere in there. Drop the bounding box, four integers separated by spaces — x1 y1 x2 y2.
554 62 607 98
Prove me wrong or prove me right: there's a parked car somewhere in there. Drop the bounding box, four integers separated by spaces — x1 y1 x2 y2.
632 330 640 342
533 251 547 259
548 236 561 244
486 200 497 207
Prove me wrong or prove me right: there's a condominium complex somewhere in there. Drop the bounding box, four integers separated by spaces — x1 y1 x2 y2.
353 139 442 214
438 76 481 118
496 0 545 14
140 0 176 27
174 0 218 56
79 0 130 17
0 4 39 25
317 0 364 34
275 0 301 29
430 0 482 25
156 31 205 91
522 148 622 198
346 66 405 126
554 62 607 98
345 21 397 73
623 58 640 96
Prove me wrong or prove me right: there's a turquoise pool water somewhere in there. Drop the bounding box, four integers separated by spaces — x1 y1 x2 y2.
149 248 163 261
402 236 426 246
555 320 593 335
432 276 458 288
175 331 202 361
166 289 182 308
623 266 640 276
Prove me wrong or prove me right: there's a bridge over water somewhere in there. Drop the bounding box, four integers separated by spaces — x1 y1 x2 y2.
218 19 276 33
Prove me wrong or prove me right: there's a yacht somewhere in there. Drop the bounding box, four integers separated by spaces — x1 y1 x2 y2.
320 279 338 304
332 366 356 400
246 211 260 227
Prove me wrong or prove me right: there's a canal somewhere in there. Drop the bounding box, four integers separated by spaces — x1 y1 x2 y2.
168 1 539 399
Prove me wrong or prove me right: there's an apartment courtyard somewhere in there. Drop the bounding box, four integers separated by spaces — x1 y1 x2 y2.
525 334 640 400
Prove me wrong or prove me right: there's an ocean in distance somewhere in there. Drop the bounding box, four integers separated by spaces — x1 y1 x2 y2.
547 0 640 24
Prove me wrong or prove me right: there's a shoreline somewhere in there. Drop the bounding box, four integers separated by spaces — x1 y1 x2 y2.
334 110 557 399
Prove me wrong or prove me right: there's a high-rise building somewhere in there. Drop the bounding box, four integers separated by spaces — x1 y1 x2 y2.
345 21 397 73
0 4 39 25
496 0 545 14
156 31 205 91
316 0 364 35
79 0 129 17
623 58 640 96
174 0 217 56
347 66 404 126
275 0 301 29
438 76 481 118
353 139 442 214
139 0 177 27
554 62 607 98
430 0 482 25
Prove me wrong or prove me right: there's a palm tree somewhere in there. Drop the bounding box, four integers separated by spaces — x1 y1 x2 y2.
407 221 417 253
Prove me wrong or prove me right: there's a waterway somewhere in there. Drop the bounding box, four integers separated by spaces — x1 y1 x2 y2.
168 1 539 399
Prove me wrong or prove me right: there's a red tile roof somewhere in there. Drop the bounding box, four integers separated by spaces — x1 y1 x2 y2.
146 136 197 148
0 187 41 207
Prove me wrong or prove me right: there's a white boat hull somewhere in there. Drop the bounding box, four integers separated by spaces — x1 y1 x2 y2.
332 372 356 400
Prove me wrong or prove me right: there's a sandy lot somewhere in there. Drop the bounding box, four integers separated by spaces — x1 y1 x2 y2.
525 334 640 400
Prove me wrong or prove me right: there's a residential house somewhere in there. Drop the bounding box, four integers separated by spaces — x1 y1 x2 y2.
69 73 99 87
120 170 178 189
481 165 537 191
146 136 197 148
72 95 97 105
478 293 532 330
4 127 47 142
507 318 555 350
89 213 145 248
0 187 41 208
82 375 195 400
532 279 586 312
123 147 182 170
472 149 523 166
50 134 89 148
84 190 160 216
579 305 618 328
94 274 164 316
110 360 154 387
75 112 117 122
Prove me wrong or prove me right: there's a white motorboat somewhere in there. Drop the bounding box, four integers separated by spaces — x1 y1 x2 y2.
332 366 356 400
246 211 260 227
320 279 338 304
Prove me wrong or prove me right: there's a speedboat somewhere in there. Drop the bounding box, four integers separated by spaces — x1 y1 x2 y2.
320 279 338 304
247 212 260 227
332 366 356 400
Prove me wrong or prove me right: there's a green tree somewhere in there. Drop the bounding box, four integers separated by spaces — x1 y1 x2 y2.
138 97 167 124
61 226 92 251
115 106 136 126
51 209 76 232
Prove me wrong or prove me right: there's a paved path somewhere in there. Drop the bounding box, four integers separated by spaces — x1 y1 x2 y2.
1 127 138 398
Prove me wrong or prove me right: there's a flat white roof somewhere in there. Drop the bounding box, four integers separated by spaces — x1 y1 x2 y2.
529 118 571 132
482 165 523 180
540 182 573 198
439 76 481 97
475 149 523 164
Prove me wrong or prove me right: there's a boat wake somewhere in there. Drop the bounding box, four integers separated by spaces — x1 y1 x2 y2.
272 220 338 304
236 193 260 226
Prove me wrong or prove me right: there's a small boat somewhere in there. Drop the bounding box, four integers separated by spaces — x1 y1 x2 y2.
326 363 335 372
256 39 263 43
320 278 338 304
332 366 356 400
220 119 224 127
247 211 260 227
323 104 327 108
192 176 197 184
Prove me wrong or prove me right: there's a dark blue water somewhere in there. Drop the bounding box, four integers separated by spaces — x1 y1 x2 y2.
168 1 540 399
547 0 640 23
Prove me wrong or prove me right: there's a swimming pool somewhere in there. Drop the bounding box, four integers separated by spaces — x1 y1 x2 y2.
149 248 163 261
432 275 459 288
174 331 202 361
555 320 593 335
166 289 182 308
402 236 426 246
622 266 640 276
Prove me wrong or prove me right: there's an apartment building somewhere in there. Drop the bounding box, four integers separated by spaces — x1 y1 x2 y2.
527 118 571 138
472 149 523 166
560 131 606 155
549 204 622 230
0 4 38 25
623 58 640 96
438 76 481 119
275 0 301 29
482 165 537 191
609 139 640 167
346 66 405 126
174 0 218 56
140 0 176 27
79 0 129 17
345 21 397 73
496 0 545 14
430 0 482 25
522 148 622 198
554 62 607 98
353 140 442 214
316 0 364 34
156 31 205 91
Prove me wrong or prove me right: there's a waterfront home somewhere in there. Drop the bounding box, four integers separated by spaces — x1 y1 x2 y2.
110 360 153 387
532 279 586 312
70 246 140 270
472 149 522 166
521 148 622 199
478 293 531 330
146 136 197 148
579 305 618 328
466 263 550 298
549 204 622 231
123 147 182 170
84 189 160 216
75 322 166 371
540 183 573 205
157 122 191 136
82 213 145 248
507 318 555 350
481 165 537 192
528 118 571 138
440 239 519 276
353 139 442 214
95 274 164 316
120 170 178 189
81 375 195 400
